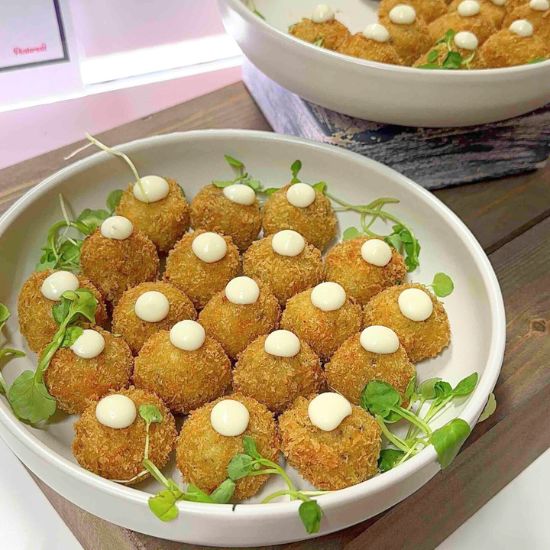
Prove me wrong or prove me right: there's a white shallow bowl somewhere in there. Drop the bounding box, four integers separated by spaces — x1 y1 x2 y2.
0 130 505 546
219 0 550 127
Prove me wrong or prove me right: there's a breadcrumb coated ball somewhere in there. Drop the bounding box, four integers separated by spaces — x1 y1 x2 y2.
112 281 196 355
380 16 433 65
325 237 407 306
45 327 133 414
279 396 381 490
325 332 415 405
503 5 550 44
337 33 405 64
233 334 325 414
190 184 262 251
448 0 507 27
198 283 280 360
379 0 448 23
73 387 177 484
18 269 107 353
116 178 190 253
176 394 279 500
164 230 241 310
262 184 337 251
280 288 362 361
363 283 450 363
242 235 323 305
289 18 351 50
133 330 231 414
428 12 497 44
80 228 159 304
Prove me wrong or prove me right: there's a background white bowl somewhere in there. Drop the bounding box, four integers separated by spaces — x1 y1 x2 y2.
219 0 550 127
0 130 505 546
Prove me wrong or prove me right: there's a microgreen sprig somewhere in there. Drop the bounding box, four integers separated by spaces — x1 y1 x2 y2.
212 155 264 193
0 304 25 396
429 272 454 297
419 29 476 70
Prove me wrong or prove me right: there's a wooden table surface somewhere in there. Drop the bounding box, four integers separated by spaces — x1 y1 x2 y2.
1 82 549 550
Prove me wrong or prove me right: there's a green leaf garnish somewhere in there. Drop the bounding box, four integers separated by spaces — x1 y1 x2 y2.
227 453 255 481
0 304 9 326
378 449 405 473
243 435 261 459
209 479 236 504
106 189 123 213
442 51 463 70
478 392 496 423
342 227 362 241
0 304 25 396
427 49 439 63
148 490 181 522
290 160 302 183
418 377 442 400
224 154 245 171
298 500 322 534
528 56 546 64
139 403 163 425
7 371 56 424
431 272 454 297
430 419 471 468
312 181 327 194
212 154 264 194
452 373 478 397
61 326 83 348
313 37 325 48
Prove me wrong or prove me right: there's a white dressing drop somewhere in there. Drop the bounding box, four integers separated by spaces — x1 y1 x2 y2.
361 239 392 267
95 394 137 429
454 31 479 50
363 23 390 43
458 0 481 16
286 183 316 208
264 330 301 357
100 216 133 240
225 276 260 305
389 5 417 24
192 232 227 263
312 4 335 23
70 329 105 359
40 271 79 301
308 392 352 431
529 0 549 10
360 326 400 354
398 288 433 322
490 0 506 5
169 320 206 351
509 19 534 36
210 399 250 436
310 282 346 312
223 184 256 205
132 175 169 203
271 230 305 257
134 291 170 322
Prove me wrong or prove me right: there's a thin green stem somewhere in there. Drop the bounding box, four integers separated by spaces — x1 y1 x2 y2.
396 407 432 436
376 416 411 453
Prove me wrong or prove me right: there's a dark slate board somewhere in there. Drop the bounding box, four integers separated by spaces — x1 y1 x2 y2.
242 60 550 190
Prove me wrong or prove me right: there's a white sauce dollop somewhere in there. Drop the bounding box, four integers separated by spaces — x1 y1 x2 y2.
311 282 346 312
264 330 301 357
312 4 335 23
192 232 227 263
132 175 169 203
361 239 392 267
509 19 534 36
225 276 260 305
529 0 549 10
271 230 305 257
40 271 79 301
134 291 170 322
360 326 400 354
454 31 479 50
286 183 316 208
100 216 133 240
490 0 506 5
223 184 256 206
389 5 417 24
210 399 250 436
95 394 137 429
308 392 352 432
70 329 105 359
169 320 206 351
363 23 390 43
398 288 433 322
458 0 481 16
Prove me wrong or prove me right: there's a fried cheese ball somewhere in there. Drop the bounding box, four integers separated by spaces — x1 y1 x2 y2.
279 395 381 490
448 0 507 27
503 4 550 44
133 328 231 414
280 284 362 361
242 233 323 305
505 0 530 13
176 394 279 500
198 279 280 360
337 32 405 65
233 332 325 414
80 225 159 304
262 184 337 251
379 0 448 23
363 283 450 363
73 387 177 484
289 18 351 50
18 269 107 353
190 184 262 251
112 281 196 355
164 230 241 309
116 178 190 253
428 10 497 44
325 237 407 306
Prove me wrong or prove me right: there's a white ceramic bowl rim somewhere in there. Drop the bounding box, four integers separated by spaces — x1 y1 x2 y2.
0 129 505 520
227 0 550 76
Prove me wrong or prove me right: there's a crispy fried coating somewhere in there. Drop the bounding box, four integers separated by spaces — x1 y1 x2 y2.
198 284 280 360
233 335 324 414
477 27 548 66
380 16 433 64
414 41 480 67
176 394 279 500
112 281 196 355
80 229 159 304
242 235 323 305
325 237 407 306
379 0 448 23
116 178 190 253
262 184 337 251
133 330 231 414
18 269 107 353
325 333 415 405
448 0 507 27
44 327 133 414
73 387 177 484
190 184 262 251
280 288 362 361
163 230 241 310
505 0 530 13
289 18 351 50
503 5 550 44
279 396 381 490
428 12 497 44
363 283 450 363
337 33 405 64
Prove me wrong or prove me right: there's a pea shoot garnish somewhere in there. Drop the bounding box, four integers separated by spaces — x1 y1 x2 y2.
429 272 454 297
478 392 496 423
212 155 263 192
419 30 476 70
0 304 25 396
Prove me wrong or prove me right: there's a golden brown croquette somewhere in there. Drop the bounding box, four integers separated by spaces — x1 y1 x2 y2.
337 33 405 65
190 184 262 251
380 16 433 65
503 5 550 44
44 327 133 414
112 281 196 355
73 387 177 484
379 0 448 23
116 178 190 253
262 184 337 251
133 330 231 414
242 235 323 306
80 228 159 305
176 394 279 500
163 230 241 310
428 12 497 44
18 269 107 353
289 18 351 50
233 334 325 414
279 396 381 490
448 0 507 27
363 283 450 363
